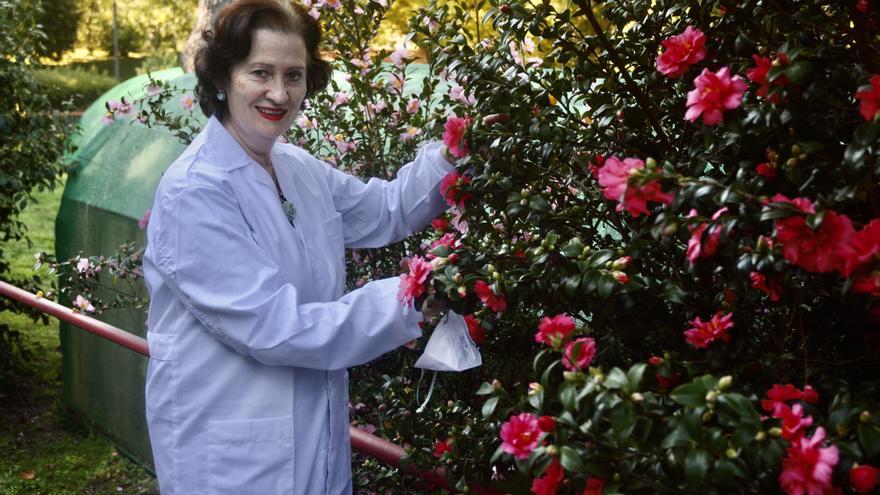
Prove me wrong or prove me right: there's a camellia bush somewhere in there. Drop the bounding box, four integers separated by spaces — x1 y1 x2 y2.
52 0 880 493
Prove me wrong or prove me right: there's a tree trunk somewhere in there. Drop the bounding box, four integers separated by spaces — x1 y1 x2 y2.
179 0 232 72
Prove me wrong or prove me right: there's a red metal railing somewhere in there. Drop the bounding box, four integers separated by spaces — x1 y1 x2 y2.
0 280 452 491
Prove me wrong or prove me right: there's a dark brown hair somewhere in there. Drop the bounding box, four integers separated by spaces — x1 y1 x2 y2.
193 0 331 119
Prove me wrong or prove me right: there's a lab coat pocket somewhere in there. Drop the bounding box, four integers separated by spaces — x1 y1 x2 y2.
206 416 295 494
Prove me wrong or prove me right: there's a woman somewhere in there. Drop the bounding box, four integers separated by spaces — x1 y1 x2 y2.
142 1 452 493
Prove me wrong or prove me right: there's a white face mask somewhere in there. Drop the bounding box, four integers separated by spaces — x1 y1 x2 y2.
414 311 482 371
413 311 483 412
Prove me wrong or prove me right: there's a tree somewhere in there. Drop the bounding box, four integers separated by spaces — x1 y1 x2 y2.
35 0 81 59
0 0 73 385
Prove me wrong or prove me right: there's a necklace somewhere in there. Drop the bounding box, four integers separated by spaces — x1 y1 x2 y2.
264 162 296 227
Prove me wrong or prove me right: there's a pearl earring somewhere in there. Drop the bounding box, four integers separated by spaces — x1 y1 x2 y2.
216 90 226 101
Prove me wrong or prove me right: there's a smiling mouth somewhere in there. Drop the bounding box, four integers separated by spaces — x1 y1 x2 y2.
256 106 287 121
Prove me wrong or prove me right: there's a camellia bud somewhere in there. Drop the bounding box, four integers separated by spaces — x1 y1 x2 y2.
491 379 502 391
785 157 798 167
791 144 802 155
457 285 467 297
718 375 733 391
702 410 714 422
448 253 459 264
755 431 767 441
645 157 657 168
706 391 718 402
725 448 738 459
486 264 497 274
538 415 556 432
528 382 544 396
545 445 559 457
630 392 644 403
769 427 782 437
612 256 632 270
453 273 463 284
648 356 664 366
860 410 872 423
563 371 583 382
499 4 510 14
662 222 679 236
492 271 501 281
431 257 448 270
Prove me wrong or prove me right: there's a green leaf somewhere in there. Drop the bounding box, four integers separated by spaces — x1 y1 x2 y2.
858 424 880 458
476 382 495 395
785 60 814 86
560 382 578 411
684 449 710 484
559 446 585 473
670 381 708 407
604 368 627 390
529 195 551 212
626 363 647 392
661 426 692 449
482 396 500 418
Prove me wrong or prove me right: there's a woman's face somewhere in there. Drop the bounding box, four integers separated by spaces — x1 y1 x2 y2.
222 28 307 155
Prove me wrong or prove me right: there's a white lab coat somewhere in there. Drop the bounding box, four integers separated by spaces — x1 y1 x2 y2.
143 116 452 494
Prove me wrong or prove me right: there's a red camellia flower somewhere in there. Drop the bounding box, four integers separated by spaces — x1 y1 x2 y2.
656 26 706 78
841 218 880 277
684 311 734 349
761 383 820 416
534 314 576 347
685 67 748 125
656 372 680 388
474 280 507 313
774 199 856 274
442 113 471 157
582 477 606 495
850 464 880 494
562 337 597 371
500 412 541 459
433 438 453 458
531 459 564 495
856 75 880 121
853 271 880 297
648 356 664 366
537 415 556 432
432 218 450 232
464 314 487 345
686 207 728 265
779 427 839 495
746 53 788 103
597 156 674 217
397 256 432 304
778 403 814 441
440 171 473 208
750 271 782 302
755 162 778 179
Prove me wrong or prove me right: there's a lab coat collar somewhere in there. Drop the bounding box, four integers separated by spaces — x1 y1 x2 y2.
202 116 279 190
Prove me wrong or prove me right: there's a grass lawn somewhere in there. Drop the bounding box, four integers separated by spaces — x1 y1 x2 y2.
0 181 158 494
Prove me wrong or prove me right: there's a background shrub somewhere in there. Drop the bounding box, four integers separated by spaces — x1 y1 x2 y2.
33 66 118 110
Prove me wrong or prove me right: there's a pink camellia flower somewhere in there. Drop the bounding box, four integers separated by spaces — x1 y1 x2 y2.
433 438 452 458
750 271 782 302
399 127 421 142
397 256 432 305
406 97 420 114
656 26 706 78
390 44 409 68
535 314 576 347
499 412 541 459
330 91 349 110
474 280 507 313
145 84 161 97
531 459 564 495
442 114 470 158
449 85 476 106
856 75 880 121
685 67 748 125
779 427 839 495
850 464 880 494
464 314 486 345
597 156 674 217
180 94 196 112
76 257 91 274
440 171 473 208
562 337 597 371
774 202 855 274
138 208 151 230
683 311 733 349
73 294 96 313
